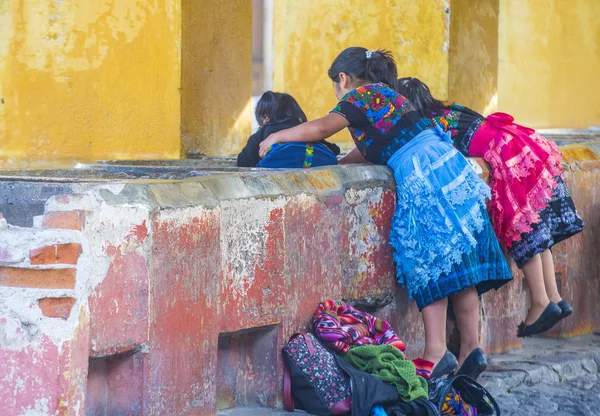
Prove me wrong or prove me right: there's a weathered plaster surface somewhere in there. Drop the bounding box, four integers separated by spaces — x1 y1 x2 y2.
0 146 599 414
272 0 451 151
0 0 181 160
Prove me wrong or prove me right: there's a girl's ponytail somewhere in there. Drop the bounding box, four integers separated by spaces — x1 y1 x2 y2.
328 47 398 88
396 77 444 114
364 49 398 90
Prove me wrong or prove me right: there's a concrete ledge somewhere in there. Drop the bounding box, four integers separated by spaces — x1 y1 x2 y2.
538 129 600 144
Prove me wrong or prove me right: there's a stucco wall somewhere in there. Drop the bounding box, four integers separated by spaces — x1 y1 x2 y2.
497 0 600 128
448 0 499 115
1 141 599 414
272 0 451 150
180 0 253 158
0 0 181 160
2 0 599 160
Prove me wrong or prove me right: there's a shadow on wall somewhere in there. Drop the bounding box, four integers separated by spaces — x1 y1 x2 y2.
448 0 499 116
180 0 253 159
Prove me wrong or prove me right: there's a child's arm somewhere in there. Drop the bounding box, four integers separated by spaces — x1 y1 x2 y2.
338 147 369 164
259 113 349 158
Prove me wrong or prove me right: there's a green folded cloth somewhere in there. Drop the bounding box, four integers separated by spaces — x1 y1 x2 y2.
344 344 428 402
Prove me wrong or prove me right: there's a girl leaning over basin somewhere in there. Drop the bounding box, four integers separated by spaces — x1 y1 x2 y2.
397 77 584 338
258 47 513 381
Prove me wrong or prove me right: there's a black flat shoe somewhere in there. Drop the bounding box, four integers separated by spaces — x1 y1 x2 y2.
456 348 487 381
517 302 562 337
431 350 458 379
557 299 573 320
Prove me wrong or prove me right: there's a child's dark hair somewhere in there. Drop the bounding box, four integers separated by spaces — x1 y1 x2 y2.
328 47 398 89
396 77 445 114
255 91 307 128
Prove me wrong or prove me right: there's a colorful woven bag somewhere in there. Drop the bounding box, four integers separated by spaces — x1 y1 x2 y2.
282 332 352 415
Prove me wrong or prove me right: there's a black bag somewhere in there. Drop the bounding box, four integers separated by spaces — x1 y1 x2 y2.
385 397 440 416
384 398 440 416
282 333 352 415
428 374 501 415
335 356 399 416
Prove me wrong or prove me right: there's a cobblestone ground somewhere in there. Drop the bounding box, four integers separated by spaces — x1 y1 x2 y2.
494 373 600 415
481 333 600 416
223 375 600 415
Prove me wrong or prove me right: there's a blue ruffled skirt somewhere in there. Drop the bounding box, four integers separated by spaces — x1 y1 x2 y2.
387 126 512 309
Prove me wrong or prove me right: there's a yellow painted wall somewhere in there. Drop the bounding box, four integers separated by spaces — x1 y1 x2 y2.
498 0 600 128
272 0 451 150
448 0 499 115
3 0 598 162
0 0 181 161
180 0 252 158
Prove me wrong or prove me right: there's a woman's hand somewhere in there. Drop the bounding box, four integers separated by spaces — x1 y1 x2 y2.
259 132 281 158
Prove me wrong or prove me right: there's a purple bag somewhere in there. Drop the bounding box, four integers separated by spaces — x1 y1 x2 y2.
282 332 352 415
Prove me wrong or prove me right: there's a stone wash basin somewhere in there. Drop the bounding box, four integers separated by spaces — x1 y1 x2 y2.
0 136 599 415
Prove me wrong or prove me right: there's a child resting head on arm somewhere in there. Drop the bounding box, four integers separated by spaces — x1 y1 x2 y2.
236 91 340 168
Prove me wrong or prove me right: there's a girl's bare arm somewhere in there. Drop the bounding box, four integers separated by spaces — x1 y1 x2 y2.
259 113 350 158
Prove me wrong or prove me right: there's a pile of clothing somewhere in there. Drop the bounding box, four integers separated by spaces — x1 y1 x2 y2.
302 300 478 416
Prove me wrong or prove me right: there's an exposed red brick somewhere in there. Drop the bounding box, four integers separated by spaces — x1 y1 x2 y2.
42 211 86 230
38 297 76 319
0 267 76 289
30 243 82 265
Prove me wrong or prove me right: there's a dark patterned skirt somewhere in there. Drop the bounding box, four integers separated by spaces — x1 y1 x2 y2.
413 214 513 310
508 176 584 268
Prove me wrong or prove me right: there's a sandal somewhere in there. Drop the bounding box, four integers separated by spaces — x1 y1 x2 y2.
517 302 562 337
